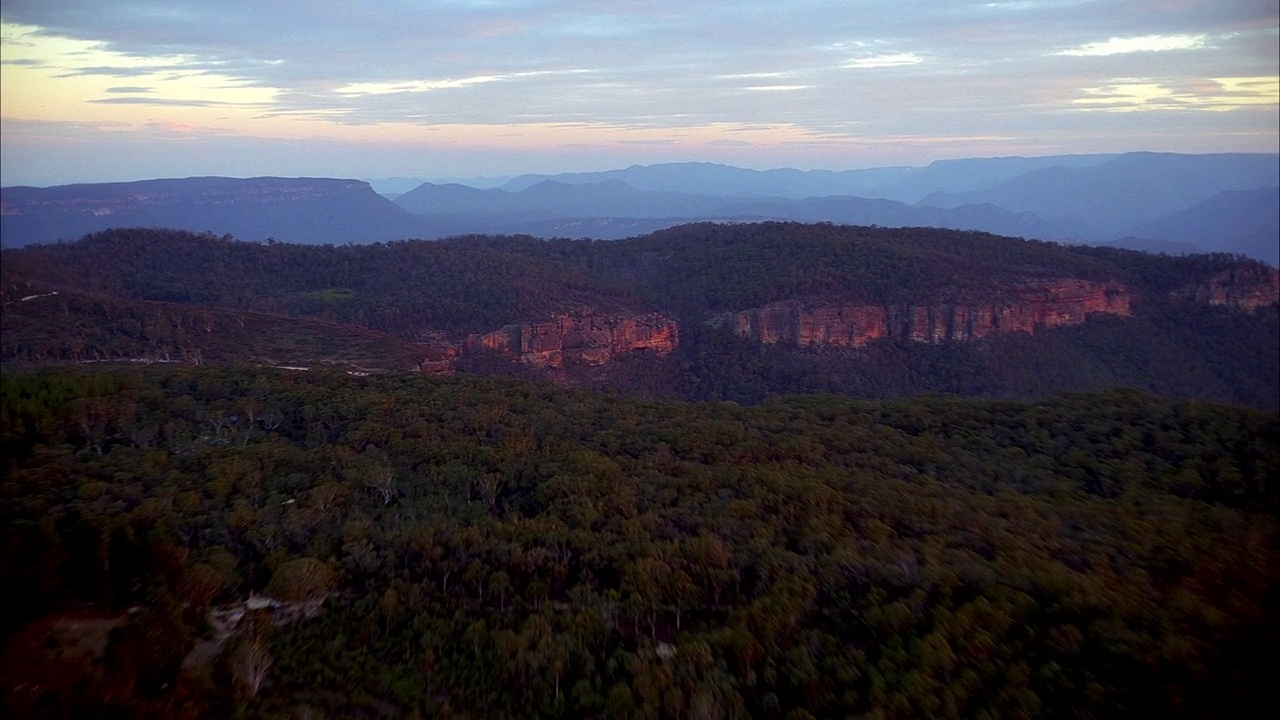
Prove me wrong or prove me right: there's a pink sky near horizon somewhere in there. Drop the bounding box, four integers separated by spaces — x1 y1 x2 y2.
2 2 1276 186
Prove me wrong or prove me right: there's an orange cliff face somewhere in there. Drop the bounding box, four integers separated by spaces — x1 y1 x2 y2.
717 279 1133 347
1174 267 1280 312
453 311 678 369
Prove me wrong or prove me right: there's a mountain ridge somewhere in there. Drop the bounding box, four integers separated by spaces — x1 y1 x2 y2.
1118 187 1280 265
1 176 433 247
4 223 1275 406
919 152 1279 238
5 152 1276 265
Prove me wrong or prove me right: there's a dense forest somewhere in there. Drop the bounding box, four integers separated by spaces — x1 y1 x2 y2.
2 223 1261 323
2 366 1278 718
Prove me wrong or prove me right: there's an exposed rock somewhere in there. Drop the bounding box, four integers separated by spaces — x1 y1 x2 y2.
418 343 459 374
716 279 1133 347
1173 266 1280 312
425 311 678 371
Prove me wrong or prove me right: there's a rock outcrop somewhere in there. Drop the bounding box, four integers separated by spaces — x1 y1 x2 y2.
1173 267 1280 312
716 279 1133 347
424 311 678 371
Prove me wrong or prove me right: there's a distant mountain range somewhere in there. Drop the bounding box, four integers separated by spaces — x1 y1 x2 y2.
1114 187 1280 266
0 176 432 247
919 153 1279 237
391 178 1071 240
495 154 1119 202
4 153 1276 264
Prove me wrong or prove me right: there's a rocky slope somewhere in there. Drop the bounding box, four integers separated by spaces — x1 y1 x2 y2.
714 280 1133 347
429 311 679 371
2 223 1275 405
0 289 427 371
1174 266 1280 312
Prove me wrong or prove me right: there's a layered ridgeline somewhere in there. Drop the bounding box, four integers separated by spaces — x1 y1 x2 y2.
6 153 1277 262
2 367 1278 718
3 223 1276 404
394 152 1277 260
0 176 432 247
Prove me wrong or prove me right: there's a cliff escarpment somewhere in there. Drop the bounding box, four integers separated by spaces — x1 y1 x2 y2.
417 311 679 372
4 223 1276 406
715 280 1133 347
1173 266 1280 311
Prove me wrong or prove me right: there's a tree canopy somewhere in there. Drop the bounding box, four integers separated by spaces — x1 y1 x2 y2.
2 366 1276 718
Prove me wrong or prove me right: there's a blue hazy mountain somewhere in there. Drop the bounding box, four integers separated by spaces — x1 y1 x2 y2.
500 162 918 198
1117 187 1280 265
395 178 1073 240
394 179 735 219
4 154 1274 264
1 176 432 247
498 157 1118 203
860 154 1117 203
364 175 514 196
919 153 1279 237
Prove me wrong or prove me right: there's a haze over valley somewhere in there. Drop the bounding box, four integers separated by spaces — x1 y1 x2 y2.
4 151 1278 265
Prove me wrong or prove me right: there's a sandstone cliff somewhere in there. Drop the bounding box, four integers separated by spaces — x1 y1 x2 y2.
1173 267 1280 312
420 311 678 372
715 279 1133 347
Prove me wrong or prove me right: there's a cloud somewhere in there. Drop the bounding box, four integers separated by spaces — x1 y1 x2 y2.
90 96 269 108
0 0 1276 181
1072 76 1280 112
843 52 924 69
53 65 161 78
742 85 811 92
334 70 572 96
335 76 507 96
1057 34 1210 57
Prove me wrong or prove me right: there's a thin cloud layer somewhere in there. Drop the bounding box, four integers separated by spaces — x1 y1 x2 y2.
844 53 925 69
1057 34 1210 56
0 0 1276 183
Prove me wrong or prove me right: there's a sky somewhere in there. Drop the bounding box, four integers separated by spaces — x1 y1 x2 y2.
1 0 1277 187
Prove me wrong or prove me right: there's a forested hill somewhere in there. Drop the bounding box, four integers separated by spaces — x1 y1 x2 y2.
523 222 1260 311
3 223 1262 326
3 223 1277 405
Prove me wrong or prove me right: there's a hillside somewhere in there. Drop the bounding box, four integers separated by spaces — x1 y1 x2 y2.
3 224 1276 406
1 290 428 371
